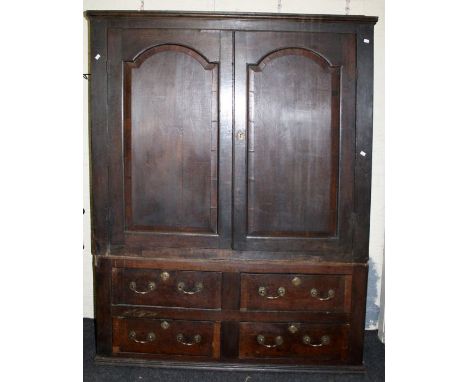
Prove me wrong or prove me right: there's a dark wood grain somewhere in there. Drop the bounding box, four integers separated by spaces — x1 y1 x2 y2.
84 10 377 24
94 257 112 355
88 18 109 255
107 28 124 245
217 31 234 248
123 45 218 234
113 268 222 309
112 305 351 323
221 321 239 359
347 264 368 364
239 322 349 361
247 48 340 238
240 273 351 313
233 31 356 253
353 25 375 262
86 11 377 370
110 254 359 273
113 317 217 357
95 355 366 372
222 272 240 310
107 28 229 249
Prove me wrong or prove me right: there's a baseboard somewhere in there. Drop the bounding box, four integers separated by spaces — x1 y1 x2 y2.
95 355 367 374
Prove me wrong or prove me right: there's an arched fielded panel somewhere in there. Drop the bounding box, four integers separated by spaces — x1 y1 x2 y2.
247 48 341 237
123 45 219 233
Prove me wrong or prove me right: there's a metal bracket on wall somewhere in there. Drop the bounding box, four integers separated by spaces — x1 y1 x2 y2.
83 74 91 80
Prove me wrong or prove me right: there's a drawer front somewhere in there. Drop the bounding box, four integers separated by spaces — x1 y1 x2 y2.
240 273 351 312
113 268 222 309
113 318 219 357
239 322 349 361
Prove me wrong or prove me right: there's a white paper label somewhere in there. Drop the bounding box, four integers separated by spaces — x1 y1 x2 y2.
360 151 367 157
95 54 101 60
363 39 370 44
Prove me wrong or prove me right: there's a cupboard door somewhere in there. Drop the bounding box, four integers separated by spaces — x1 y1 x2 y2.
234 32 356 253
107 29 232 249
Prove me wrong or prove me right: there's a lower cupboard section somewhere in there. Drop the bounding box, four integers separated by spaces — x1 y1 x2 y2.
239 322 350 361
112 318 220 358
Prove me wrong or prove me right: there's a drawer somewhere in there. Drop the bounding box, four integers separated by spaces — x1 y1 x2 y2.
113 317 219 357
113 268 222 309
239 322 349 361
240 273 351 312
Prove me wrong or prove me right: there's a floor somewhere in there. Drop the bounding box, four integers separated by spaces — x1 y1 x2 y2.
84 319 384 381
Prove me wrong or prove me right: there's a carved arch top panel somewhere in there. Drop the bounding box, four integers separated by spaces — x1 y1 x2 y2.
123 44 219 234
246 47 342 238
250 47 338 72
128 44 217 70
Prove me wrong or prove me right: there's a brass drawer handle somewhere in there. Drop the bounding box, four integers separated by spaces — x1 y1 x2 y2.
128 330 156 344
302 335 331 347
257 334 284 348
176 333 202 346
258 286 286 299
310 288 335 301
129 281 156 294
177 281 203 295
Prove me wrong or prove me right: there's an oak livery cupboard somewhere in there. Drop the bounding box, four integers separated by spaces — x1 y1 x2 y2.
85 11 377 372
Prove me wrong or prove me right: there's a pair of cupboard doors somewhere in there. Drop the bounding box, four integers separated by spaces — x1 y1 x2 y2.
96 18 374 260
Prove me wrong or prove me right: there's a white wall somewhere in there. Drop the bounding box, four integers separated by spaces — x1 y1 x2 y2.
83 0 385 329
